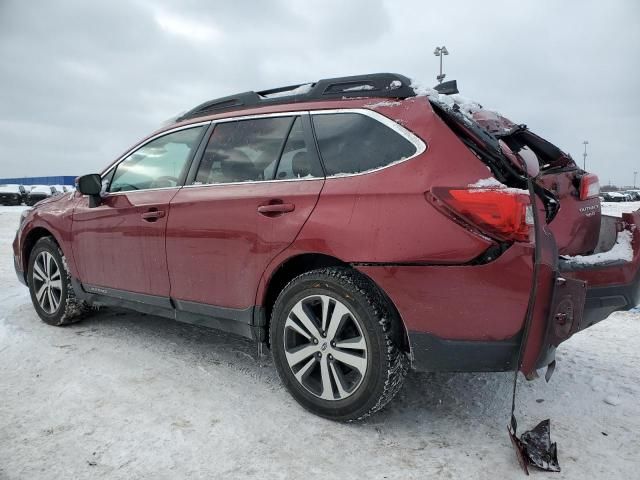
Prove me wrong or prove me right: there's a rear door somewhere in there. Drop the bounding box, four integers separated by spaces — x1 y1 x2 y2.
72 125 207 296
166 113 324 310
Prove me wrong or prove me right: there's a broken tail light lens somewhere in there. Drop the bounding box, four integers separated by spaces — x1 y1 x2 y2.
579 173 600 201
430 187 533 242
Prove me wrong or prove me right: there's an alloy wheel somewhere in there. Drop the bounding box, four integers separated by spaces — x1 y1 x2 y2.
283 295 368 401
32 251 63 314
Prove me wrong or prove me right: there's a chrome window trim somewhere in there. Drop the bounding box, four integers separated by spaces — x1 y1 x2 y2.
106 186 181 196
185 108 426 189
209 111 303 123
186 113 317 188
101 108 427 193
183 177 324 189
101 121 212 180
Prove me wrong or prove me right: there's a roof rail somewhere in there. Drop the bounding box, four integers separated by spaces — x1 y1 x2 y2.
176 73 416 122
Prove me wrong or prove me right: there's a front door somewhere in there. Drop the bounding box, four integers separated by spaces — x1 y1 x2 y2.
166 114 325 309
72 125 207 296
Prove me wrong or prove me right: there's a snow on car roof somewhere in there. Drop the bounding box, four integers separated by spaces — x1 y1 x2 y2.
30 185 52 194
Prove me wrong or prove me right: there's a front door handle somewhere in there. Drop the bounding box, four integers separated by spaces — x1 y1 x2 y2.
141 208 166 222
257 202 295 216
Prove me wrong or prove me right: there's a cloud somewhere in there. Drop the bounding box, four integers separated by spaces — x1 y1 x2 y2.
154 10 221 44
0 0 638 186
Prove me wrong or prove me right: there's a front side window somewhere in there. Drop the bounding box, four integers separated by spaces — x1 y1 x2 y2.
312 113 417 176
109 126 204 193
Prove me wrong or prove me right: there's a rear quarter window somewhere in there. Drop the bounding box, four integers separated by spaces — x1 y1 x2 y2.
312 112 417 176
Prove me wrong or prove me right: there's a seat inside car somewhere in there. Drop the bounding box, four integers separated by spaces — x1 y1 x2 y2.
291 151 310 178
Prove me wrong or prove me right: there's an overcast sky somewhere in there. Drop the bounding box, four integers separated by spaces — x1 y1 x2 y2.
0 0 638 186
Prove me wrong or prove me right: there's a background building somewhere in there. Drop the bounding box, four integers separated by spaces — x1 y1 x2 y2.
0 176 76 186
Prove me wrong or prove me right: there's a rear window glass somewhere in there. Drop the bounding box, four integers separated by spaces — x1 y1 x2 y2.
312 113 416 176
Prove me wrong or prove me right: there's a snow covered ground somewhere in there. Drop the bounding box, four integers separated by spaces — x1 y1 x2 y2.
601 200 640 217
1 206 639 479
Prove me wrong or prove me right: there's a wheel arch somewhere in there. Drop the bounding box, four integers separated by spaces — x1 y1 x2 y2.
260 253 410 354
21 227 60 279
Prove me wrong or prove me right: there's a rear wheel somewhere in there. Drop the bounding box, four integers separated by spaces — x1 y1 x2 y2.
27 237 92 326
270 267 409 421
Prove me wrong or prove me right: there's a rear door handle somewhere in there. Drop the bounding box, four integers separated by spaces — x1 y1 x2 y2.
257 202 295 216
141 209 166 222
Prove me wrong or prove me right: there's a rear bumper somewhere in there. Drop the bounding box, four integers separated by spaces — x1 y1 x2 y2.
357 210 640 374
355 243 539 373
407 332 520 372
580 267 640 328
561 210 640 328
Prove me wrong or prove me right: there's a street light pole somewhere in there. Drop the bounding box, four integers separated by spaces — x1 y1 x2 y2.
582 140 589 170
433 46 449 84
634 171 638 189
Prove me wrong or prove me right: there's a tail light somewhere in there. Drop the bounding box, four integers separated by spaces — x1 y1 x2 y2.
579 173 600 200
429 187 533 242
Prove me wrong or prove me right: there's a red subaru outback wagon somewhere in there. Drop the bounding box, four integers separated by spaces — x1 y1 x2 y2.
14 74 640 421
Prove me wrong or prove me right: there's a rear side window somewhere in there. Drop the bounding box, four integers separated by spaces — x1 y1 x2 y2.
312 113 417 176
195 117 292 184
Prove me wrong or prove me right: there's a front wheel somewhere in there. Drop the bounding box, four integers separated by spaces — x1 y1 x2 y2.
27 237 92 326
270 267 409 421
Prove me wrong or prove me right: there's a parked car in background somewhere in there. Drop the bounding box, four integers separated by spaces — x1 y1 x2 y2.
26 185 55 206
0 184 25 205
51 185 73 194
13 73 640 421
624 190 640 201
602 191 628 202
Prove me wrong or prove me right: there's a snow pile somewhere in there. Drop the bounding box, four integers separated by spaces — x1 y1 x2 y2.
468 177 504 188
364 100 401 108
601 201 640 217
468 177 529 195
343 84 375 92
0 185 22 194
563 230 634 266
411 79 496 121
260 83 313 99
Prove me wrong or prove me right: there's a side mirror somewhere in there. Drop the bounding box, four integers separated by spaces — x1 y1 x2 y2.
76 174 102 207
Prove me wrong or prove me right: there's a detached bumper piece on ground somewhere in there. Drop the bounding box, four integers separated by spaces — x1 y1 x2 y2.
509 418 560 475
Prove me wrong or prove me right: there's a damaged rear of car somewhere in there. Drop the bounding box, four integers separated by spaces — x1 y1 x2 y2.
411 82 639 472
416 85 639 378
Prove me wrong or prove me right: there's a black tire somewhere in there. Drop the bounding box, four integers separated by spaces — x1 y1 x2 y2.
27 237 92 326
270 267 409 421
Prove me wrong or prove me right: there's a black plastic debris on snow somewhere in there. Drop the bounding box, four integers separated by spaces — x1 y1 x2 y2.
509 418 560 475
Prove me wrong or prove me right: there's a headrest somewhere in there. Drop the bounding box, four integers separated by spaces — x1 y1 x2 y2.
291 151 310 178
